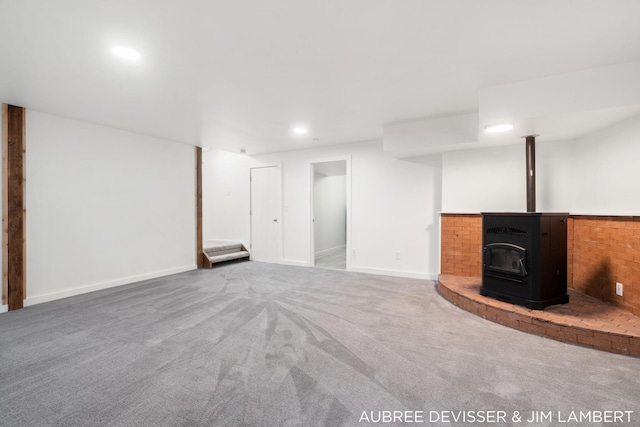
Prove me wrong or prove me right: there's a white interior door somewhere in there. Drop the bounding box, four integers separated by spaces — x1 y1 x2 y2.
250 166 280 263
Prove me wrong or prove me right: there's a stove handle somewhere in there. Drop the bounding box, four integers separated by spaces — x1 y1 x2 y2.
519 258 528 276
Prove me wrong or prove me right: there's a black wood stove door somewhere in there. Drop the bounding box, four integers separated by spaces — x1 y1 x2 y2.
484 243 527 277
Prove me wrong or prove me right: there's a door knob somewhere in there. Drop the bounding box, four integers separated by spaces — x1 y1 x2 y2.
273 218 278 222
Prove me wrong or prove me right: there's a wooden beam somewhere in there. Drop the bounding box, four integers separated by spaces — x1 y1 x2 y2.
2 104 8 307
4 105 26 310
525 134 537 213
196 147 203 268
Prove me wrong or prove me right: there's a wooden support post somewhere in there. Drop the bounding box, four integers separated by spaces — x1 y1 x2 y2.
1 104 6 307
3 104 26 310
524 135 537 213
196 146 204 268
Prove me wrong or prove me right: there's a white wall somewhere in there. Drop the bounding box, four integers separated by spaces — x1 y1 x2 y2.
535 139 576 212
202 149 265 247
441 139 575 213
442 144 526 213
25 111 196 305
313 173 346 253
441 114 640 215
203 140 441 279
572 114 640 215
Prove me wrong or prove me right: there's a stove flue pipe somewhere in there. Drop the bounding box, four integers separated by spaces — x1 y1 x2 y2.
524 135 538 213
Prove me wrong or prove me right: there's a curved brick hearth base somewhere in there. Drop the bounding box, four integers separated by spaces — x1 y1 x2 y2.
438 275 640 358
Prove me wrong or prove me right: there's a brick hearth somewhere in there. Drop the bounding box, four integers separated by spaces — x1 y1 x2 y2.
440 213 640 357
438 275 640 357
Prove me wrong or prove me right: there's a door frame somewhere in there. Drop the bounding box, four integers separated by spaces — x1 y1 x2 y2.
309 156 351 270
249 165 282 263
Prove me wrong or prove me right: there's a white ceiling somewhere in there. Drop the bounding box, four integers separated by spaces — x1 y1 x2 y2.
2 0 640 155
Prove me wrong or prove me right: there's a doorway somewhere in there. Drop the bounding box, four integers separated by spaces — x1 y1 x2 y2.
250 166 280 263
311 160 348 270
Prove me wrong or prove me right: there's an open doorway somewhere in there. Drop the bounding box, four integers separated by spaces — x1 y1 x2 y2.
311 160 347 270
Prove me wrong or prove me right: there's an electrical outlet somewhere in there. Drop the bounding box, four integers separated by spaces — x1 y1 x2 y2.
395 251 401 260
352 249 356 257
616 282 624 296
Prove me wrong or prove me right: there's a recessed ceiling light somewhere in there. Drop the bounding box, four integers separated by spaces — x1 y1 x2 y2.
485 123 514 133
111 45 141 61
292 127 308 135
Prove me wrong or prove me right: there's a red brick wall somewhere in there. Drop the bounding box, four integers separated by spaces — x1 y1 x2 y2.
440 213 640 316
567 217 574 292
440 214 482 277
570 216 640 316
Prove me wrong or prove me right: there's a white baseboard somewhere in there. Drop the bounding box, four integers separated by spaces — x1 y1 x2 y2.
0 304 7 314
275 260 436 280
315 245 346 257
349 265 437 280
279 259 310 267
24 264 197 307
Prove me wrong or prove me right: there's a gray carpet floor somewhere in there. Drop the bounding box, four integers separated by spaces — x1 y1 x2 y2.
315 246 346 270
0 262 639 427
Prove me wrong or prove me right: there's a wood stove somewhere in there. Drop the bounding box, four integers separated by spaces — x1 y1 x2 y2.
481 212 569 309
480 135 569 310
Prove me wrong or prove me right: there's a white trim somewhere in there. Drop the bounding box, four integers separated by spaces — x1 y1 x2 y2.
438 211 482 215
0 304 7 314
279 259 309 267
438 215 442 275
315 245 346 257
278 161 284 264
308 156 352 271
568 212 640 217
309 163 315 267
350 265 437 280
23 264 197 307
346 156 352 272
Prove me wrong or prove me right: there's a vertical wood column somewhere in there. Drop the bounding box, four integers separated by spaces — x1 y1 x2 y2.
1 105 6 307
196 146 203 268
2 104 26 310
525 134 537 213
